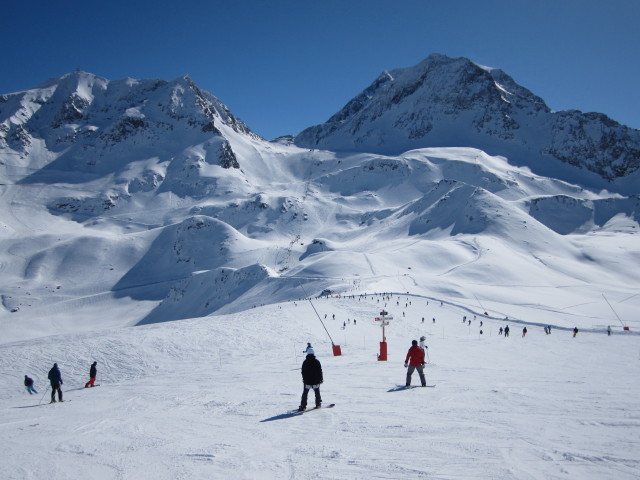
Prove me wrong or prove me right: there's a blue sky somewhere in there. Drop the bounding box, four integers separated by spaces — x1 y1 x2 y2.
2 0 638 139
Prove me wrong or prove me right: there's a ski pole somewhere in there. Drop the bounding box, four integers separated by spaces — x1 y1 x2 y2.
426 349 431 364
38 385 50 405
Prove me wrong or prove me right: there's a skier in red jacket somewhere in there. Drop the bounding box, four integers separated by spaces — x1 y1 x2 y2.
404 340 426 387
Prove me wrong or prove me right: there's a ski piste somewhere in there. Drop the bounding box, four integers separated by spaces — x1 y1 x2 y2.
290 403 335 414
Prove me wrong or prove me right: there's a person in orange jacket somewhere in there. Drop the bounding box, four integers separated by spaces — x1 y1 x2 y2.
404 340 426 387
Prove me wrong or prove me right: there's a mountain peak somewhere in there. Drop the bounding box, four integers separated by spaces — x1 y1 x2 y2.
37 70 109 97
0 71 259 186
294 53 639 187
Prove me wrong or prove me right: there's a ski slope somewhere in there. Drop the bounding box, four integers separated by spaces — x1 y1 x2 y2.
1 66 639 479
1 294 638 479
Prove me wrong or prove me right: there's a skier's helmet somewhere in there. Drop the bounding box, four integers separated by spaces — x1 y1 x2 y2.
412 340 418 346
420 336 426 341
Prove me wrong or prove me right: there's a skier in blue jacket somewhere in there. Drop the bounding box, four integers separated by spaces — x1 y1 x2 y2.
48 363 63 403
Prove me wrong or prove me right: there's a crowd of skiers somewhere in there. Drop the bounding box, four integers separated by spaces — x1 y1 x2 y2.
24 292 609 409
298 293 608 409
23 361 98 403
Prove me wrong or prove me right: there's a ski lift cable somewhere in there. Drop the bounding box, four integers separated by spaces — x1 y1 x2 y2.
298 280 336 346
602 293 626 328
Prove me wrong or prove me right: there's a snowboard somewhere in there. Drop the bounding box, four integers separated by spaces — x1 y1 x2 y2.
290 403 335 414
390 384 436 391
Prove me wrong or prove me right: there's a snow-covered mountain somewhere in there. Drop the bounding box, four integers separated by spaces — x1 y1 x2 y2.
295 54 640 194
0 70 255 185
1 58 640 480
0 60 638 343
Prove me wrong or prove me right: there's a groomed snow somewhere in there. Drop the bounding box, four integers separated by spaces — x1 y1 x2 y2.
1 293 638 479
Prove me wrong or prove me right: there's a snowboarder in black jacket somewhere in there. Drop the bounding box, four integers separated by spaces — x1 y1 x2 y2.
85 361 97 388
298 350 323 411
48 363 63 403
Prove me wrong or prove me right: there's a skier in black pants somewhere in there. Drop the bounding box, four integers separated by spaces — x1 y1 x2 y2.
298 348 323 411
48 363 63 403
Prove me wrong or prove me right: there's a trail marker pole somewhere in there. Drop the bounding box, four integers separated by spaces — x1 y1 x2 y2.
375 310 392 361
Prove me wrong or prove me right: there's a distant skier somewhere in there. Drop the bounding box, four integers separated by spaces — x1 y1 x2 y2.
499 327 503 335
47 363 63 403
303 343 314 355
607 326 611 336
85 361 97 388
573 327 579 338
504 325 510 337
404 340 426 387
24 375 37 394
298 348 323 411
522 327 527 337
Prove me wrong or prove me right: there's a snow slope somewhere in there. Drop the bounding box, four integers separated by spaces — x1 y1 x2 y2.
0 68 638 346
1 295 638 479
1 63 639 478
